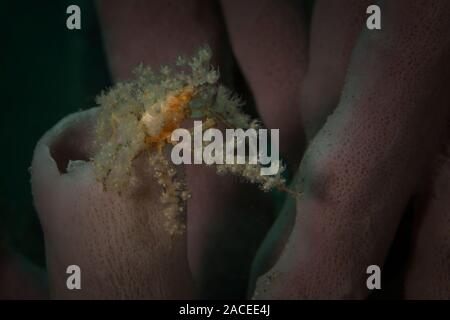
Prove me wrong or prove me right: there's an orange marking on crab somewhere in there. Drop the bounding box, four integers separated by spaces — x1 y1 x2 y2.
144 86 195 147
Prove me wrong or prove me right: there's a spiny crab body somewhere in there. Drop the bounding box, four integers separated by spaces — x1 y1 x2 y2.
93 47 294 235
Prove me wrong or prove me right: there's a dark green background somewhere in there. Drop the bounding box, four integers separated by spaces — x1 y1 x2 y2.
1 0 111 268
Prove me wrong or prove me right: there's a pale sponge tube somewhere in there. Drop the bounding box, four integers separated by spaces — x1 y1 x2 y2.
405 151 450 299
30 108 194 299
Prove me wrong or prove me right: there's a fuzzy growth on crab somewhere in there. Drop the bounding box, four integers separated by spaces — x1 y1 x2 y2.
93 47 297 235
